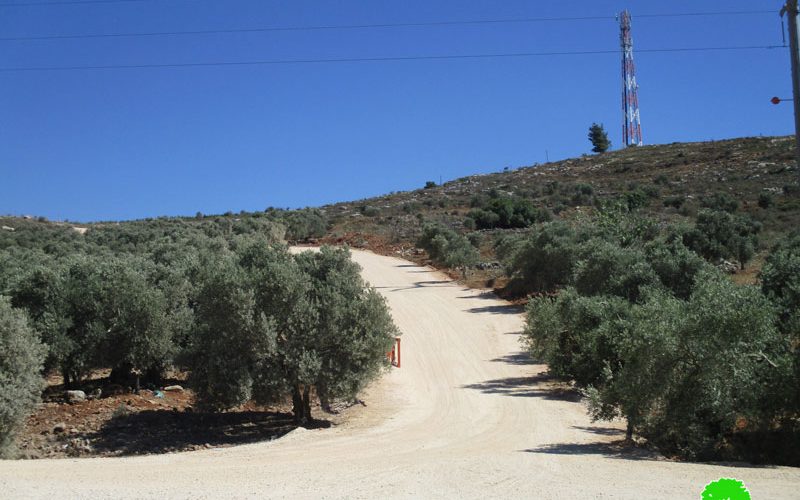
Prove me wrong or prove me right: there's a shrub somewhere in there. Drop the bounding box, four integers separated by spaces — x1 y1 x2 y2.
654 174 670 185
570 183 595 206
523 289 630 387
594 202 659 247
575 183 594 196
761 232 800 334
467 232 482 249
467 196 550 229
402 202 420 214
622 189 650 211
359 206 380 217
682 210 760 268
466 208 500 229
701 192 739 213
493 233 526 275
424 181 437 189
417 224 479 274
644 239 708 300
270 208 327 241
663 196 685 209
573 239 661 303
0 297 45 458
758 192 774 209
507 222 581 294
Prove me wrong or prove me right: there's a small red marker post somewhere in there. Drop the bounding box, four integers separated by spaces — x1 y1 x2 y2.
395 337 401 368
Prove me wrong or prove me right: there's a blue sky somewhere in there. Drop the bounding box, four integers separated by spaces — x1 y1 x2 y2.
0 0 793 221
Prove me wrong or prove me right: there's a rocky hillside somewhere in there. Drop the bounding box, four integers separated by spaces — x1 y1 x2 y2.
320 136 799 263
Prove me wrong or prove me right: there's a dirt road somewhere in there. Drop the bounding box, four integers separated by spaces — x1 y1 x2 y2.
1 250 798 499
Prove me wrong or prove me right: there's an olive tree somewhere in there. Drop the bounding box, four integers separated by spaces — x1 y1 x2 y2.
508 222 582 294
291 247 398 423
417 224 479 277
573 239 661 303
682 210 760 269
760 232 800 416
190 244 397 425
586 272 785 458
10 263 71 374
0 297 45 458
190 254 276 410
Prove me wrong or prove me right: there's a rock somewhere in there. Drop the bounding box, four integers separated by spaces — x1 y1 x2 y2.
163 385 184 392
65 390 86 403
717 259 739 274
53 422 67 434
67 438 92 455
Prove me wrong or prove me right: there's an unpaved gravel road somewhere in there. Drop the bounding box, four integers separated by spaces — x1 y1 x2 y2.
2 249 799 499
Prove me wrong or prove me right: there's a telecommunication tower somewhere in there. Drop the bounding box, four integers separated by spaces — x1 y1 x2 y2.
619 9 643 147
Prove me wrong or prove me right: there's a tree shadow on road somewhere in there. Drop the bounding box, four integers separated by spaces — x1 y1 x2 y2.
374 280 452 291
572 425 625 437
522 441 658 461
490 352 540 365
524 440 779 468
457 291 498 300
465 304 525 315
85 409 307 456
462 371 581 402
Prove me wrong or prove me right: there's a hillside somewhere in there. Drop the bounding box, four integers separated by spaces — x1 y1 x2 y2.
1 135 799 469
3 135 798 284
316 135 799 284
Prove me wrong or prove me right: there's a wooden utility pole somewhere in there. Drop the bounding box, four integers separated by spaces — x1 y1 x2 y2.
782 1 800 169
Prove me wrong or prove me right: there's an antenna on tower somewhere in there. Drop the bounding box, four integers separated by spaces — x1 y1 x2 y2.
619 9 643 147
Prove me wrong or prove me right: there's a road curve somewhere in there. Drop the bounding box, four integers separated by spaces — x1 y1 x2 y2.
1 249 798 499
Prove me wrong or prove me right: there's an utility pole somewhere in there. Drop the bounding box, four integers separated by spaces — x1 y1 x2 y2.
782 1 800 169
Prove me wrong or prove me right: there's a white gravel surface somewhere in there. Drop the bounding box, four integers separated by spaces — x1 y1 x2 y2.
1 249 798 499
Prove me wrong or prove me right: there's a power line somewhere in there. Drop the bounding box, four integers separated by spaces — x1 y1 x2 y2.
0 0 149 6
0 10 778 41
0 16 613 41
636 10 774 19
0 44 784 72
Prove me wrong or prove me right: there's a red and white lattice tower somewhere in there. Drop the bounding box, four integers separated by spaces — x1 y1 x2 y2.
619 9 643 147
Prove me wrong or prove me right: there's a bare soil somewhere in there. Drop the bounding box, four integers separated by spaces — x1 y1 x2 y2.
17 371 310 459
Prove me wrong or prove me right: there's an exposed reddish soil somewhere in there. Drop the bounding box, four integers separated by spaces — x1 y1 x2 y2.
16 372 339 459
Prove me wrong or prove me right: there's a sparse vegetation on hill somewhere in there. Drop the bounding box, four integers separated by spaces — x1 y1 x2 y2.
319 136 799 280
